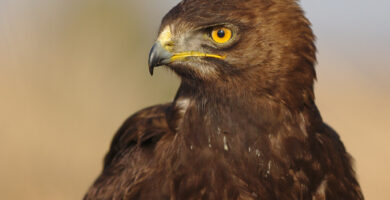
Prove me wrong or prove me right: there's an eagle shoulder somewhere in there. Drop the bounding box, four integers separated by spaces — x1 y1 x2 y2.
311 123 364 200
103 103 172 169
84 103 172 200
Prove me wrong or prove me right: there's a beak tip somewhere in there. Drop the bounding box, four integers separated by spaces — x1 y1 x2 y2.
148 43 159 76
147 42 172 76
149 66 154 76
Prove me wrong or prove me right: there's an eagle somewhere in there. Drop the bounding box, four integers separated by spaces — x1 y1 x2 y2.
85 0 364 199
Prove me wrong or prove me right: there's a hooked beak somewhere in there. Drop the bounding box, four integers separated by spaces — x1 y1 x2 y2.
148 42 227 76
148 42 173 76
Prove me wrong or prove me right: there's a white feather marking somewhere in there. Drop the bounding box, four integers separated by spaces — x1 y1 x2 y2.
299 113 308 137
223 136 229 151
174 98 191 131
256 149 261 157
176 98 190 115
266 161 272 176
313 178 328 200
217 127 221 135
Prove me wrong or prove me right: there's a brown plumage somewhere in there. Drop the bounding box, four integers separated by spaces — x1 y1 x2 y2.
85 0 364 199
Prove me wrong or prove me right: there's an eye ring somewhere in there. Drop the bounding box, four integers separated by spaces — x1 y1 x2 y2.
211 27 232 44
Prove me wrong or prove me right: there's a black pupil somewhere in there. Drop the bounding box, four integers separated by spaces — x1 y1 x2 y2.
217 29 225 38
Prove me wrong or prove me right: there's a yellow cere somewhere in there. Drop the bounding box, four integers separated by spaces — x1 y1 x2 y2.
171 52 226 62
158 26 173 50
211 27 232 44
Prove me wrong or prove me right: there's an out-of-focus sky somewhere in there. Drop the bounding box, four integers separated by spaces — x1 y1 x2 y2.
0 0 389 199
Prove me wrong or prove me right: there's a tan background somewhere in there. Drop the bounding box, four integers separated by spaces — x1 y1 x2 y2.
0 0 389 199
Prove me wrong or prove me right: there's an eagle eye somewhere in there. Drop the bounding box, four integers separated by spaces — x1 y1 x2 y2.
211 27 232 44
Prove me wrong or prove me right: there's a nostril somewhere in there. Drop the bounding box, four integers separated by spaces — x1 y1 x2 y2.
165 41 174 46
164 41 175 51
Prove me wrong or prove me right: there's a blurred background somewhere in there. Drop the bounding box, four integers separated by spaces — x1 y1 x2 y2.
0 0 389 199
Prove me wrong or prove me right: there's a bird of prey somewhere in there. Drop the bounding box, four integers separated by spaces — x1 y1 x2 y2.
85 0 364 199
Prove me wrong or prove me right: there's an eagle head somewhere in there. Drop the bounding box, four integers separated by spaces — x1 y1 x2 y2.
148 0 316 105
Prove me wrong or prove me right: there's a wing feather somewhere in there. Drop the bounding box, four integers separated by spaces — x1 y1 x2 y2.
84 103 172 199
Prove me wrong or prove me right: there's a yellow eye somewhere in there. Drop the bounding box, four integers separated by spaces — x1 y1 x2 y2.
211 27 232 44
